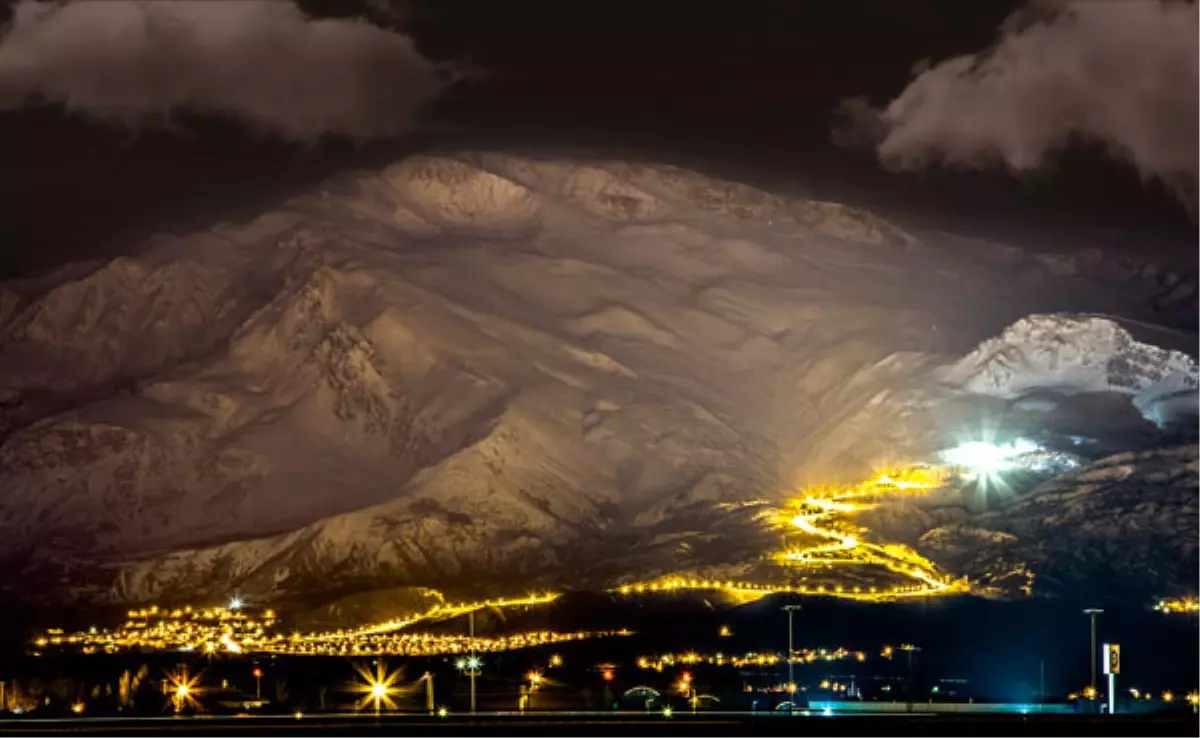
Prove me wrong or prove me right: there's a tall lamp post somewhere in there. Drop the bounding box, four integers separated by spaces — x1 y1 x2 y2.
899 644 922 714
469 610 476 714
1082 608 1104 706
422 672 435 715
782 604 801 708
455 611 482 715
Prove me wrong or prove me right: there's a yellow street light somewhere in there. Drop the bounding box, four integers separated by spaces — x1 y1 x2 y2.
165 665 203 713
352 660 404 714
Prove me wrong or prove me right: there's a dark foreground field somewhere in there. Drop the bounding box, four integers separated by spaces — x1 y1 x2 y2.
1 712 1196 737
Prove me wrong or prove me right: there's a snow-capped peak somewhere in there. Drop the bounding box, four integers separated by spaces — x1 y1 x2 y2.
937 313 1198 426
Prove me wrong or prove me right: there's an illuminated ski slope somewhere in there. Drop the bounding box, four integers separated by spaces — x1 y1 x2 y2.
617 464 968 604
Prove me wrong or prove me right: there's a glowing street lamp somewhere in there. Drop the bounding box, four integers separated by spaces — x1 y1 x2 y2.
899 644 922 714
1082 608 1104 704
675 671 692 696
352 660 403 715
466 610 481 713
782 604 801 710
252 667 263 699
165 665 203 713
456 655 483 714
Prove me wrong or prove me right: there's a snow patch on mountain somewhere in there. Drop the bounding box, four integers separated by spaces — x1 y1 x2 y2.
937 314 1199 426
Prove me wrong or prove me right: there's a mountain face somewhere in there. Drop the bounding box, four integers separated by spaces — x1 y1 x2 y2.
919 444 1199 601
0 152 1194 606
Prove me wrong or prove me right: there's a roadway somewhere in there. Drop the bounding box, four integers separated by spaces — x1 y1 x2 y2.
0 711 1195 736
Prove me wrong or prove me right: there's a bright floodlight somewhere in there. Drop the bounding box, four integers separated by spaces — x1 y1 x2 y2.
371 682 388 698
465 656 482 671
228 596 244 610
940 439 1038 474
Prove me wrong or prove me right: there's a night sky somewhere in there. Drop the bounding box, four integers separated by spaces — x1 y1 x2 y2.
0 0 1194 280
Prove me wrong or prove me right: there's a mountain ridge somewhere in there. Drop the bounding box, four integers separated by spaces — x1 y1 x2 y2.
0 152 1193 606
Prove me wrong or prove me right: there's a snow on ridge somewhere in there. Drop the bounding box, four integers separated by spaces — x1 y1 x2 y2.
369 152 916 246
937 313 1198 425
936 314 1200 400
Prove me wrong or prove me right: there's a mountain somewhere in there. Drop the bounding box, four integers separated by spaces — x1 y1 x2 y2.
0 152 1194 606
919 444 1199 601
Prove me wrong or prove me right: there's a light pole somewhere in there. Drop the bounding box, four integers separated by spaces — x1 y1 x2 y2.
422 672 435 715
469 611 477 714
526 670 542 711
455 655 482 714
455 611 482 715
1039 659 1045 711
900 644 922 714
1082 608 1103 705
782 604 801 707
252 667 263 700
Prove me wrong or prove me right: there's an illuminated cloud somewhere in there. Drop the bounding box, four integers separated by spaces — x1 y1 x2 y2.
0 0 449 142
835 1 1198 206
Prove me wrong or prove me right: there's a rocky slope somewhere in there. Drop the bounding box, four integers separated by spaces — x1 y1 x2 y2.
0 152 1193 605
919 445 1199 600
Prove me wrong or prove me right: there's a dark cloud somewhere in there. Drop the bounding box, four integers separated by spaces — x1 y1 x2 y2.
0 0 449 142
835 1 1198 207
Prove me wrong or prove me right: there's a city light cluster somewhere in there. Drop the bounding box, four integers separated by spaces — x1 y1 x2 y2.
1154 597 1199 615
1070 686 1198 706
267 629 627 658
635 647 869 672
321 593 561 640
614 574 963 604
33 602 627 658
35 604 277 655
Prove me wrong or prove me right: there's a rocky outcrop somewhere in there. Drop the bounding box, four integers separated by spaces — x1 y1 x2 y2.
919 445 1199 600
